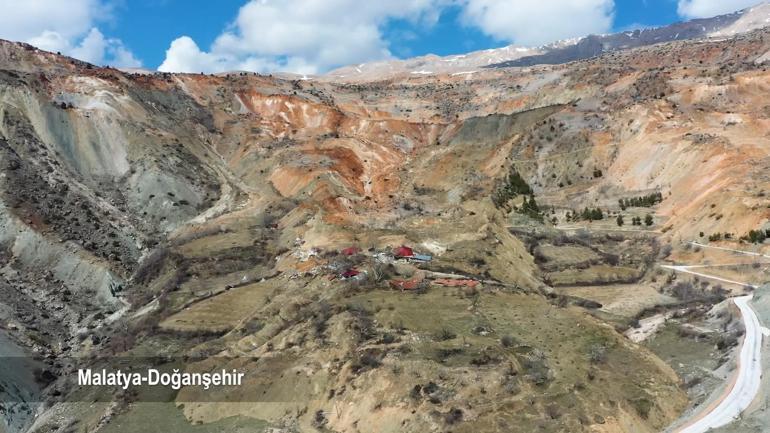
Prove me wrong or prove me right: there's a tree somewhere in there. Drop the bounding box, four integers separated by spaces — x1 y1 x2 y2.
493 169 533 208
644 214 653 226
517 195 543 222
744 229 767 244
616 215 624 227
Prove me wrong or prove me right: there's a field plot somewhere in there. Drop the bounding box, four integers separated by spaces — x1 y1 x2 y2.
557 284 677 317
160 279 279 333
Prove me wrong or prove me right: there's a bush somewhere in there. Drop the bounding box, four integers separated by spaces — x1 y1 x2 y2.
630 398 653 419
445 407 463 424
351 350 383 373
587 343 607 364
312 410 327 428
500 335 516 347
435 328 456 341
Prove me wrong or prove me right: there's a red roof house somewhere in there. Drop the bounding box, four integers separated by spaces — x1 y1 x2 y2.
341 269 360 278
341 246 361 256
389 277 421 291
393 246 414 258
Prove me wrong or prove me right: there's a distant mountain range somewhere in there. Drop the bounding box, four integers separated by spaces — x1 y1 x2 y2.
325 2 770 81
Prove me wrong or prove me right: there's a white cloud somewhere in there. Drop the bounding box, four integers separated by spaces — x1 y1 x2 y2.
159 36 233 73
69 28 141 68
459 0 615 46
0 0 141 67
159 0 445 74
677 0 759 19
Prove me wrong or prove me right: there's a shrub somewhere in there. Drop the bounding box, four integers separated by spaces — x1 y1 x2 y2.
435 328 456 341
587 343 607 364
500 335 516 347
445 407 463 424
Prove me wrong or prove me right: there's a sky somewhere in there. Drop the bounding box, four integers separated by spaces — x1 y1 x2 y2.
0 0 760 74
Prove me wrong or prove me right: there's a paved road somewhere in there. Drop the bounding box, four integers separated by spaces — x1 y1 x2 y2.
676 294 762 433
663 255 764 433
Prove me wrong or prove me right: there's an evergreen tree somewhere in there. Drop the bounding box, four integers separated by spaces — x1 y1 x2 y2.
493 169 533 208
644 214 653 226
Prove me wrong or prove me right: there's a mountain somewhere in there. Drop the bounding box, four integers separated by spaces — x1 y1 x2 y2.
325 44 544 81
488 2 770 68
326 2 770 81
1 5 770 433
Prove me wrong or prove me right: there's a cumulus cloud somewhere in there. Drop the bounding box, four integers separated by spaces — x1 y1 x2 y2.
69 28 141 67
460 0 615 46
677 0 759 19
159 0 445 74
159 0 621 74
0 0 141 68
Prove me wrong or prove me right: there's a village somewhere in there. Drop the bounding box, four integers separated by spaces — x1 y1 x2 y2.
290 241 482 292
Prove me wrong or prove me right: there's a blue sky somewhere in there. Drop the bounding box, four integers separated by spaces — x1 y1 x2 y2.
0 0 759 73
113 0 683 67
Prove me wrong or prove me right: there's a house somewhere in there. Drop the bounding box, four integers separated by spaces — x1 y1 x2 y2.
389 271 426 291
341 269 360 279
341 246 361 256
389 277 421 291
393 245 414 258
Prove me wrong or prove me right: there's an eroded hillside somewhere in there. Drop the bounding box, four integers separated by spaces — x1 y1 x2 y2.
0 22 769 433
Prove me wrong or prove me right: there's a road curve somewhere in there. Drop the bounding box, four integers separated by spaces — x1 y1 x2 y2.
676 294 762 432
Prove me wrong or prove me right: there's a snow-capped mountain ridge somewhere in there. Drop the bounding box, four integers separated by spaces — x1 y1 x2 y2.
325 2 770 81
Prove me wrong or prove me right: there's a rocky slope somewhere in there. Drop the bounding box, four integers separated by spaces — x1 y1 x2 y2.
0 12 769 433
